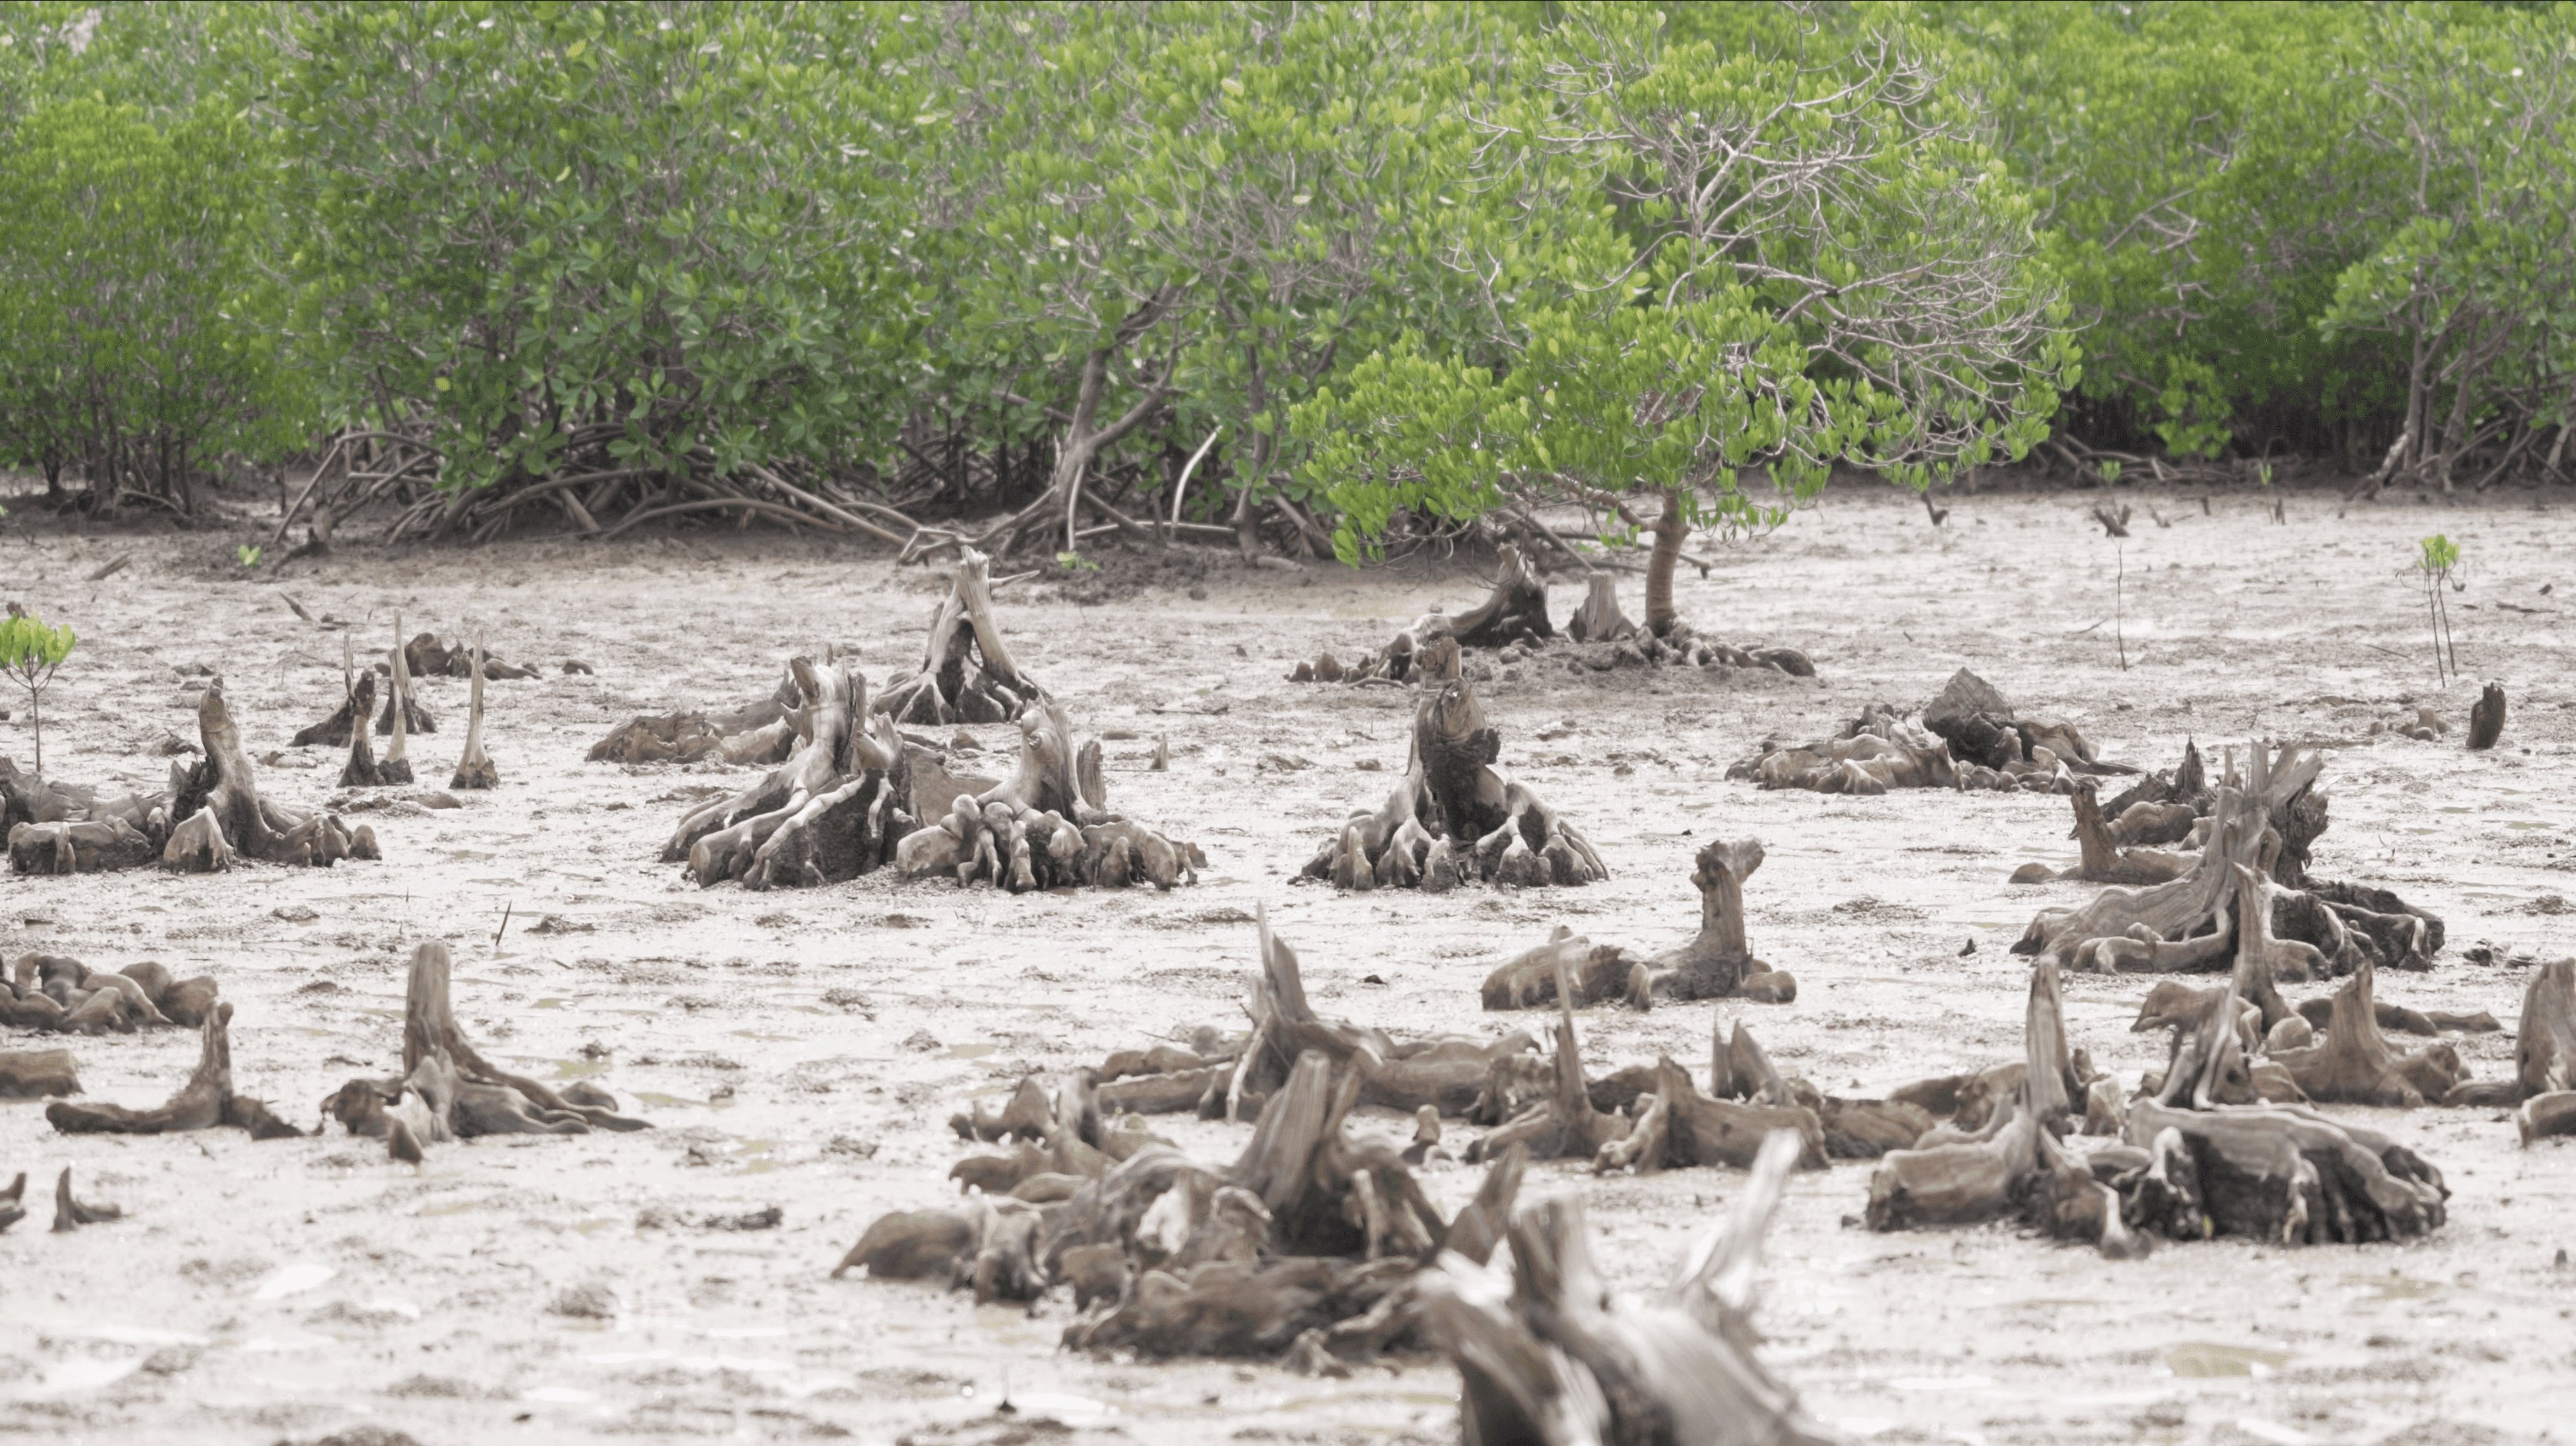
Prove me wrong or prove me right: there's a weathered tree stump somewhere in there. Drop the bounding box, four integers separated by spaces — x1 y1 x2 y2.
48 1003 301 1140
2016 742 2441 976
295 621 436 748
843 1039 1526 1372
592 663 799 765
1290 545 1553 684
161 680 381 871
894 696 1200 892
448 638 498 789
1302 644 1605 892
406 632 538 681
1623 839 1798 1008
1736 670 2123 795
1479 927 1631 1010
1563 572 1636 643
323 943 647 1160
874 548 1041 725
1416 1131 1841 1446
667 657 917 889
2467 682 2507 750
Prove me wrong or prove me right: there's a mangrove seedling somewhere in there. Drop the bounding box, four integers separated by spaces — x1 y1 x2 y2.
0 611 77 779
2417 535 2462 685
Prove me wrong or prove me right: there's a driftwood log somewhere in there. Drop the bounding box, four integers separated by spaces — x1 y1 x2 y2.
1732 670 2122 795
0 1048 82 1098
2015 742 2441 977
48 1003 301 1140
1302 641 1605 892
0 954 216 1034
1415 1131 1842 1446
323 944 647 1160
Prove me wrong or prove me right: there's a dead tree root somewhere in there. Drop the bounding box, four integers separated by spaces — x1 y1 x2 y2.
47 1003 301 1140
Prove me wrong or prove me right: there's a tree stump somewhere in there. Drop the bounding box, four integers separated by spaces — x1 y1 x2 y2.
1563 572 1636 643
0 1048 81 1098
323 944 647 1160
1622 839 1798 1008
292 620 435 748
874 548 1040 725
406 632 537 680
1302 646 1604 892
0 954 215 1034
893 695 1199 892
52 1168 120 1232
1290 545 1553 684
1415 1132 1840 1446
48 1002 300 1140
2467 682 2507 750
667 657 917 889
164 679 380 871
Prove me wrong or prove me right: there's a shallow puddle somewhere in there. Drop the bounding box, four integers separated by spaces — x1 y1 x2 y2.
2163 1341 2290 1378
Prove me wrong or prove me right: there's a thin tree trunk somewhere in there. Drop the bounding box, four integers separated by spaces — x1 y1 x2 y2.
1644 486 1689 633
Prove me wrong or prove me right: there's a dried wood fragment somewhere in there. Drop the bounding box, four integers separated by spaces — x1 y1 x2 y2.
48 1003 301 1140
52 1168 120 1232
2467 682 2506 750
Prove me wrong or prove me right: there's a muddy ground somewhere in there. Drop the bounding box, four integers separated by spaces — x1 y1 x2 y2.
0 481 2568 1446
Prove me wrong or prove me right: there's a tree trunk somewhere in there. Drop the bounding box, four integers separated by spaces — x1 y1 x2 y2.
1645 485 1688 632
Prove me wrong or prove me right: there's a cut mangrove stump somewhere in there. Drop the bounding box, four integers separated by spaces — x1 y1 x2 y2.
667 657 919 890
591 663 798 765
1290 545 1552 683
161 679 381 872
2467 682 2506 751
874 548 1042 725
2443 958 2576 1144
448 638 498 790
4 766 167 875
1301 640 1605 892
1 954 216 1033
1469 951 1826 1173
843 1045 1529 1373
323 943 647 1159
1624 838 1796 1008
1415 1131 1842 1446
2015 741 2442 976
337 672 394 787
1734 668 2125 795
1563 571 1635 643
406 632 537 680
48 1003 301 1140
894 696 1200 892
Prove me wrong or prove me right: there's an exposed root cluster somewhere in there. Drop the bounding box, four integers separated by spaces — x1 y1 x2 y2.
1869 947 2449 1254
1290 548 1812 684
9 680 380 875
0 955 216 1035
323 945 649 1161
1301 640 1604 892
659 554 1196 893
2015 741 2443 976
841 1000 1530 1371
1732 669 2128 795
